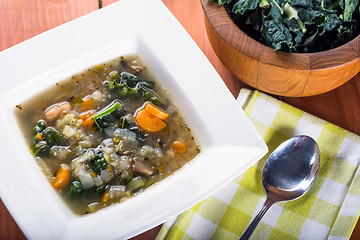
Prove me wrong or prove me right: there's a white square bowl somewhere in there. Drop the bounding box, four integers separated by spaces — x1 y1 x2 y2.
0 0 268 239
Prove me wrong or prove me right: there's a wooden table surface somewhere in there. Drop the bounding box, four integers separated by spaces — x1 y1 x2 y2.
1 0 360 239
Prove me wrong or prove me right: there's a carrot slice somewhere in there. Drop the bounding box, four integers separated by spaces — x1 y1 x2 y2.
52 164 71 190
90 171 97 178
135 109 167 132
171 141 187 156
80 110 95 120
80 97 95 112
35 133 42 140
102 188 110 203
82 117 94 129
80 111 95 129
144 102 169 120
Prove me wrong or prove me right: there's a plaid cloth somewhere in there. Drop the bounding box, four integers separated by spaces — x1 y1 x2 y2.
156 89 360 240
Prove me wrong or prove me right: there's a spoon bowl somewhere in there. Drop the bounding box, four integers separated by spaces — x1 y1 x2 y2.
263 135 320 202
240 135 320 240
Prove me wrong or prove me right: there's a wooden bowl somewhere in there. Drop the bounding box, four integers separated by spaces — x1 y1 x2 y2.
201 1 360 97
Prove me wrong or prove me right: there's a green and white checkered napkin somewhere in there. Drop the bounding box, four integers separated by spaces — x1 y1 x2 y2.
156 89 360 240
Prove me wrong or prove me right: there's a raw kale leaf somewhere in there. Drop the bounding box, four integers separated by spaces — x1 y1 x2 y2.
344 0 359 21
291 0 313 8
215 0 232 4
263 19 296 51
216 0 359 53
324 14 342 31
232 0 260 15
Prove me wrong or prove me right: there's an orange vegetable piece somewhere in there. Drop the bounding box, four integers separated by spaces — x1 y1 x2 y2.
157 165 165 173
171 141 187 156
80 110 94 120
35 133 42 140
52 164 71 190
144 102 169 120
102 188 110 203
82 117 94 129
80 111 95 129
90 171 97 178
80 97 95 112
135 109 167 132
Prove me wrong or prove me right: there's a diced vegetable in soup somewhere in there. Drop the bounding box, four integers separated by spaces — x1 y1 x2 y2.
16 55 200 215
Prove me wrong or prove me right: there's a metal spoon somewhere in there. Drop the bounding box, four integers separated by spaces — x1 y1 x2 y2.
240 135 320 240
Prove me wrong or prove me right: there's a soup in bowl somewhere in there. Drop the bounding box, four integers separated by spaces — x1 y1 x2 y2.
15 55 200 215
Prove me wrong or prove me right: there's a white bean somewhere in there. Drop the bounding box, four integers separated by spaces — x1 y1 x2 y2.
59 102 71 112
44 102 71 121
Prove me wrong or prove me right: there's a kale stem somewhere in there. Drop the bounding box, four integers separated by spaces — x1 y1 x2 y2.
284 3 307 33
296 18 307 33
271 0 283 14
92 101 122 120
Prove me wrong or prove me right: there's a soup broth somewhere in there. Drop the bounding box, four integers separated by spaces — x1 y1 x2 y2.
16 55 200 215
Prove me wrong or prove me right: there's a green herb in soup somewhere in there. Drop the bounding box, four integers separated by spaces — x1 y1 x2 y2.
16 56 200 215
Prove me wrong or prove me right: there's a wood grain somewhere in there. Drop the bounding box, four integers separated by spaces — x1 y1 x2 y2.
1 0 360 239
0 0 99 51
201 0 360 97
0 0 99 239
0 199 26 239
281 74 360 135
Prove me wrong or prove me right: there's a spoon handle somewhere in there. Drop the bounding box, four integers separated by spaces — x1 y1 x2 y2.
239 198 274 240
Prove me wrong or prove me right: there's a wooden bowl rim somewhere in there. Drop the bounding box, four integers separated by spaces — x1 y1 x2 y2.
201 0 360 71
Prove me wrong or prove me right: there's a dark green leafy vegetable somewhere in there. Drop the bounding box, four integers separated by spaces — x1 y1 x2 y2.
94 156 107 173
36 143 51 157
41 127 62 146
344 0 359 21
33 119 46 134
92 101 122 131
31 123 63 157
233 0 260 14
67 180 84 199
129 126 149 143
214 0 359 52
107 71 162 105
218 0 232 4
96 184 108 197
